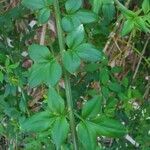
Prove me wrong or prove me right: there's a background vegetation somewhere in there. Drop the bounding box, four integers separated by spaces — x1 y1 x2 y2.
0 0 149 149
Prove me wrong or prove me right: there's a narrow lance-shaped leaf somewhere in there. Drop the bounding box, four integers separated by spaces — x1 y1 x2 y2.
115 0 136 19
135 17 150 33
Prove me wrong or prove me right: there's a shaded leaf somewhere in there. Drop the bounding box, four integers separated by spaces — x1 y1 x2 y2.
108 82 122 93
102 3 115 22
100 68 109 85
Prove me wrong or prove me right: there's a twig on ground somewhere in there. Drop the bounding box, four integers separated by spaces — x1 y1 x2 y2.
133 37 150 80
40 24 47 45
103 0 132 53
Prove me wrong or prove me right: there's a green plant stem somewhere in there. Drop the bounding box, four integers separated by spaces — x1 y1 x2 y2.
53 0 78 149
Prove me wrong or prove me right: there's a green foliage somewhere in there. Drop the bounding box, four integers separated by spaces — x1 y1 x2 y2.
28 44 62 87
20 111 52 132
22 0 53 24
48 87 65 114
142 0 150 14
51 116 69 149
0 0 149 149
0 71 4 83
118 0 150 36
82 96 101 119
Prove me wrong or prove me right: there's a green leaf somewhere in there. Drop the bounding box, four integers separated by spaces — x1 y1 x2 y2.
102 3 115 22
65 0 82 13
62 50 81 73
82 96 101 119
92 116 127 137
111 66 122 73
142 0 150 14
46 0 54 5
75 43 101 62
101 86 110 99
22 0 46 10
61 16 74 32
29 59 62 87
100 68 109 85
51 117 69 149
48 87 65 114
28 44 51 63
66 24 84 48
0 71 4 83
20 111 53 132
77 121 97 150
121 19 134 36
117 1 136 19
28 44 62 87
85 63 100 72
61 15 81 32
92 0 102 14
108 82 122 93
38 8 50 24
135 17 150 33
75 10 98 24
